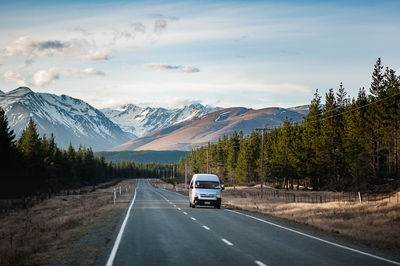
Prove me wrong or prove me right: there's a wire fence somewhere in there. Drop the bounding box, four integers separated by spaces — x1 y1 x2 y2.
224 188 400 204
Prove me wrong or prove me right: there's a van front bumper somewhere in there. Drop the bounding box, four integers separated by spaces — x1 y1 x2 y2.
194 197 221 206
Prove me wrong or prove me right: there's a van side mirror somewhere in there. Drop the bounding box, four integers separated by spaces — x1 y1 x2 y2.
190 184 193 189
221 184 224 191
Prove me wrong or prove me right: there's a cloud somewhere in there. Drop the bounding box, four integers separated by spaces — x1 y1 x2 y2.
1 36 110 62
1 36 70 58
81 49 111 61
68 27 92 36
149 14 179 33
33 68 59 86
131 22 146 33
143 63 200 73
63 68 105 77
3 71 30 86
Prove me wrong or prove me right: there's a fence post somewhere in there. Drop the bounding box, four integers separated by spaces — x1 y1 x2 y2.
320 196 322 203
358 192 362 203
119 186 122 195
113 188 116 205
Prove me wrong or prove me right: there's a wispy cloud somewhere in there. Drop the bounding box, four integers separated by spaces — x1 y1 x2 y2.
3 68 59 87
63 68 105 77
81 49 111 61
3 71 30 87
143 63 199 73
1 37 70 57
3 67 104 87
149 14 179 33
1 36 110 62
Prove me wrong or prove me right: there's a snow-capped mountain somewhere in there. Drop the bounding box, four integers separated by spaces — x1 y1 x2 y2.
0 87 132 151
112 106 308 151
101 103 221 138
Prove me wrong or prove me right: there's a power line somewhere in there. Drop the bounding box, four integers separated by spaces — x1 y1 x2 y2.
300 90 400 125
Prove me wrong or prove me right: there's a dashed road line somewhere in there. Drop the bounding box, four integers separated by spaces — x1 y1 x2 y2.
183 212 188 215
202 225 210 230
255 260 267 266
225 209 400 266
221 238 234 246
191 217 197 221
178 208 181 210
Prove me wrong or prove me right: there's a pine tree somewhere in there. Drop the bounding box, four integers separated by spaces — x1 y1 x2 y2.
16 117 46 192
302 90 323 190
0 107 20 196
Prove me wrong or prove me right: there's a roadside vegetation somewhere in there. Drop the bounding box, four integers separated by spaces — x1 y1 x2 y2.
176 58 400 192
0 110 171 205
0 179 136 266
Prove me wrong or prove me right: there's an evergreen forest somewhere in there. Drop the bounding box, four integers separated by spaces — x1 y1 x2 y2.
0 113 171 198
176 58 400 191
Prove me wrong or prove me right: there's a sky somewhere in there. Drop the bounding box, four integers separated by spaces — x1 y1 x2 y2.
0 0 399 109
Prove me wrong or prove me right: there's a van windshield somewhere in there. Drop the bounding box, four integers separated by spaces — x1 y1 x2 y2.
195 181 220 189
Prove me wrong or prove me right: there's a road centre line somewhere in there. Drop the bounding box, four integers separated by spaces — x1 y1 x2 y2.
255 260 267 266
225 209 400 265
183 212 188 215
191 217 197 221
106 188 137 266
221 238 234 246
178 208 181 210
202 225 210 230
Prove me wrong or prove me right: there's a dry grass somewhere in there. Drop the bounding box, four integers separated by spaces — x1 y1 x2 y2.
223 190 400 255
0 179 136 266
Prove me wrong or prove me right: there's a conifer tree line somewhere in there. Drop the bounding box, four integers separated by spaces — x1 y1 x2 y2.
177 59 400 191
0 114 168 198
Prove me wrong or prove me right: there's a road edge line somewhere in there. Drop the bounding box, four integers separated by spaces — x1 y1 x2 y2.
105 188 137 266
225 209 400 265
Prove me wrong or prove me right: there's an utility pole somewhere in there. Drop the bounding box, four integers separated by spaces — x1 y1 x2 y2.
185 160 188 190
206 146 209 174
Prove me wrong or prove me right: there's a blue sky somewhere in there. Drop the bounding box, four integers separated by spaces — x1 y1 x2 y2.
0 0 399 109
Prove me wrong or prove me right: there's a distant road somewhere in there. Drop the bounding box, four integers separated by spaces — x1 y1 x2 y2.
97 179 399 266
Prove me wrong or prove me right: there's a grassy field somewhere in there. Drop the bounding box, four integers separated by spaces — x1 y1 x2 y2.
151 180 400 257
0 179 136 266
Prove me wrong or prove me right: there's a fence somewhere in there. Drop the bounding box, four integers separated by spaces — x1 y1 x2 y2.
225 187 400 204
112 184 134 205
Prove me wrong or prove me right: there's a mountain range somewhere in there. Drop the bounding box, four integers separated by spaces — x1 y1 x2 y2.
101 104 220 138
0 88 221 151
111 106 308 151
0 87 132 151
1 87 309 152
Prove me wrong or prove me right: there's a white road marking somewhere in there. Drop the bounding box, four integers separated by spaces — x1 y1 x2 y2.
183 212 188 215
178 208 181 210
202 225 210 230
255 260 267 266
173 205 176 207
106 188 137 266
191 217 196 221
225 209 400 265
221 238 233 246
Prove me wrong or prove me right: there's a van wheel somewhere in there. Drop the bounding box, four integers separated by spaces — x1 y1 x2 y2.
191 203 196 208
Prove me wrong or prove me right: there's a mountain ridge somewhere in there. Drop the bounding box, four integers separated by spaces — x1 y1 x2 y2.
111 106 308 151
0 87 131 151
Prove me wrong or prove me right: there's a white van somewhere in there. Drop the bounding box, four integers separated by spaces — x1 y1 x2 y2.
189 174 224 209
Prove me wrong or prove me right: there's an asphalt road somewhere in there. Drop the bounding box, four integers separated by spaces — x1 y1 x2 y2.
97 179 400 266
